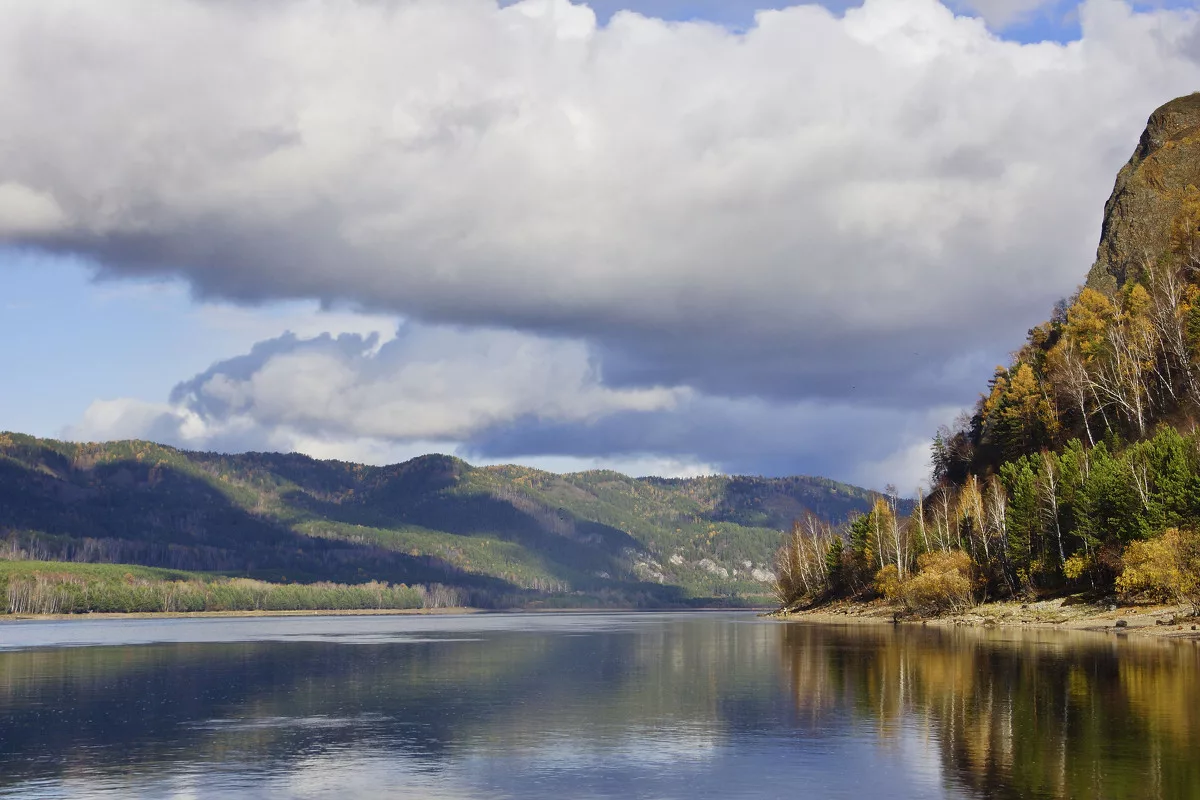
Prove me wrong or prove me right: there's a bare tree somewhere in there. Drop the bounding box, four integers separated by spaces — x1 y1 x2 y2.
985 474 1015 594
913 487 930 554
1046 339 1097 447
1038 451 1066 567
1145 256 1199 404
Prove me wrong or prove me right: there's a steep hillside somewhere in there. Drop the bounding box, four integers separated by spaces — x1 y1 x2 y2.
938 92 1200 482
906 92 1200 599
1087 92 1200 294
0 432 892 605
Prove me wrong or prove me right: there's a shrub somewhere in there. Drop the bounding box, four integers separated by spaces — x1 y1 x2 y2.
899 550 974 616
1118 528 1200 612
874 564 901 601
1062 553 1089 581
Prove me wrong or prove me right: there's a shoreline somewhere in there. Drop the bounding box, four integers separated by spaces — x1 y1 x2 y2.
0 605 771 623
0 606 481 623
773 596 1200 641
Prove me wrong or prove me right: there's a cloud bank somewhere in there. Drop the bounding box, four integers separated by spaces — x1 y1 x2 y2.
6 0 1200 486
66 320 944 484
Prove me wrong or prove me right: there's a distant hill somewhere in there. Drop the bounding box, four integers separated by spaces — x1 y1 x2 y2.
0 433 901 606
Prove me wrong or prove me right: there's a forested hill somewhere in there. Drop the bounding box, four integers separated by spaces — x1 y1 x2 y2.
916 92 1200 598
0 432 895 606
939 92 1200 481
775 93 1200 613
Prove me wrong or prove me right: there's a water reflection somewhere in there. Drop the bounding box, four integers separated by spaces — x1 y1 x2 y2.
781 623 1200 800
0 614 1196 798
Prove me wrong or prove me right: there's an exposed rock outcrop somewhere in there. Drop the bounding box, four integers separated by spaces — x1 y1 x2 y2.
1087 93 1200 293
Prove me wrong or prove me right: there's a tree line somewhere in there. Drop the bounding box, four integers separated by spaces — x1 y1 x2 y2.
777 196 1200 613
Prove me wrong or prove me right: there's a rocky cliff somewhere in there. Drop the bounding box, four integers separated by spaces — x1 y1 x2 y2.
1087 92 1200 293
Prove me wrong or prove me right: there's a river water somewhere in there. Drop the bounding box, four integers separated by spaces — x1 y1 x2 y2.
0 612 1197 799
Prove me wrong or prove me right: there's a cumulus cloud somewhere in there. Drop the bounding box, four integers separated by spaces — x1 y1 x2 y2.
64 312 941 484
3 0 1199 412
949 0 1063 28
172 325 684 439
68 322 686 454
67 319 942 485
11 0 1200 487
0 183 65 236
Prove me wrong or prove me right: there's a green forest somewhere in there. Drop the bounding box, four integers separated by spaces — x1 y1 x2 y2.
0 432 893 613
0 560 465 615
777 94 1200 616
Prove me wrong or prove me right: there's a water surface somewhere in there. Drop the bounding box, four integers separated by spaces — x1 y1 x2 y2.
1 612 1197 799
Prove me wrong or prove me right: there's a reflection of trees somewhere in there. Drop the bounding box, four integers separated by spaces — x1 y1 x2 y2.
781 624 1200 799
10 619 1198 799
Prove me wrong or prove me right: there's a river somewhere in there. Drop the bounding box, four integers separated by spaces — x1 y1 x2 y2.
0 612 1197 798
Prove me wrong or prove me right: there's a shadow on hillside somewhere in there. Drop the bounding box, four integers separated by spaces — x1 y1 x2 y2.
708 476 914 530
0 444 516 594
284 480 646 590
205 453 652 590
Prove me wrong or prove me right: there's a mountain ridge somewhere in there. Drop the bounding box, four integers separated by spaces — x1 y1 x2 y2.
0 431 902 605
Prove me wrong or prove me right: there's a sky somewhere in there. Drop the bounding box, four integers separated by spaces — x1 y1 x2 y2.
1 0 1199 490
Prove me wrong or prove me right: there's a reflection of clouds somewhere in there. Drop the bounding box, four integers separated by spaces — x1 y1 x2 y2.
896 719 952 798
182 714 392 732
2 614 985 800
2 611 741 651
273 751 494 800
499 725 719 769
272 635 487 645
58 749 493 800
39 726 956 800
453 728 958 800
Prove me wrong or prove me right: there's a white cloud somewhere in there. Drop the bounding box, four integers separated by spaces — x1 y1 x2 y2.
12 0 1200 485
62 318 934 485
851 436 937 491
0 182 64 235
62 320 949 486
68 398 199 443
2 0 1198 412
488 453 722 478
67 323 686 457
949 0 1062 28
190 302 400 353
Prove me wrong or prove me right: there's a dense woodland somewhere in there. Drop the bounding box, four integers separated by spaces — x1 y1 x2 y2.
777 189 1200 615
0 560 466 615
0 433 893 611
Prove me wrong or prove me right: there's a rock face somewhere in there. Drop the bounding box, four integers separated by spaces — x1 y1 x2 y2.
1087 93 1200 293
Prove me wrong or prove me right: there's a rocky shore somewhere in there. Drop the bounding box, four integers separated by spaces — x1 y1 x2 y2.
775 595 1200 641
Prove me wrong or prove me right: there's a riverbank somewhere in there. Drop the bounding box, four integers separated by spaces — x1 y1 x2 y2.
774 595 1200 640
0 606 479 623
0 605 772 623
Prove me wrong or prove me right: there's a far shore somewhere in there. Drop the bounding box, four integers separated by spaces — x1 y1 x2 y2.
0 605 772 623
772 596 1200 642
0 606 481 623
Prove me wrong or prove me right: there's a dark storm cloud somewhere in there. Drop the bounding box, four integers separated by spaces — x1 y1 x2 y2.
462 395 941 482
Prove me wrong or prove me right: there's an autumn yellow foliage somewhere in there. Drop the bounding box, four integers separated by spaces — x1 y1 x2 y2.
874 564 901 601
898 551 975 616
1117 528 1200 612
